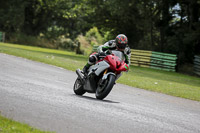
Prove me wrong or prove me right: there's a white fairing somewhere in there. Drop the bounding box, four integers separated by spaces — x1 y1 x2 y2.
88 61 110 76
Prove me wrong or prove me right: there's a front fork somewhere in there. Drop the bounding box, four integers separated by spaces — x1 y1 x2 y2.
99 69 108 86
103 69 121 82
76 69 85 84
103 69 108 75
99 69 116 86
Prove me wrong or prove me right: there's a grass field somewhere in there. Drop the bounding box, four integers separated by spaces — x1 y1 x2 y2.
0 115 53 133
0 42 200 102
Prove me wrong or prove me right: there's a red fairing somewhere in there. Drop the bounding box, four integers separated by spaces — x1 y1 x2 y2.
104 54 128 74
117 62 129 72
90 52 97 55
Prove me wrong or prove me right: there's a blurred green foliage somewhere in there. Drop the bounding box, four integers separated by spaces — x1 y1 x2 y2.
0 0 200 71
85 27 103 46
0 114 53 133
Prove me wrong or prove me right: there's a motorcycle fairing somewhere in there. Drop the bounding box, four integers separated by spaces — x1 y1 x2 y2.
83 75 96 93
102 72 116 80
88 61 110 76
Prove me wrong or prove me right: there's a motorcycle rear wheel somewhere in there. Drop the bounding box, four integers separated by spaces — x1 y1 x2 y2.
95 74 115 100
73 78 86 95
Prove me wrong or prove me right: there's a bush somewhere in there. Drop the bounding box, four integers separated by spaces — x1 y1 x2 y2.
76 35 92 55
85 27 103 46
56 36 76 51
7 33 56 49
6 33 78 51
102 31 114 42
74 27 105 55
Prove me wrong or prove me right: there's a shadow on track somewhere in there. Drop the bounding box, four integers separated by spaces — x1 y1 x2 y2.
73 94 120 104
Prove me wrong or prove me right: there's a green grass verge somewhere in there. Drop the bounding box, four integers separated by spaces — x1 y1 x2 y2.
0 42 200 102
0 115 53 133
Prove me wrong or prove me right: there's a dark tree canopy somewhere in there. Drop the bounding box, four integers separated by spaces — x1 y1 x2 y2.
0 0 200 67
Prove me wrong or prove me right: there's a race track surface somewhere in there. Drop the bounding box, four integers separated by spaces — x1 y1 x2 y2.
0 53 200 133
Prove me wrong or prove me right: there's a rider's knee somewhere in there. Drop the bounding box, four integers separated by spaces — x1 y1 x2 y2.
88 55 98 64
89 56 96 63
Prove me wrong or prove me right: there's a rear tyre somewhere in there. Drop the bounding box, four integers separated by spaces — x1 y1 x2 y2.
95 74 115 100
73 78 86 95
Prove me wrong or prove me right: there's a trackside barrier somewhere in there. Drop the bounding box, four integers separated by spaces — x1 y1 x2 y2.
0 32 5 42
194 55 200 76
92 46 177 72
130 49 152 68
0 32 2 42
131 49 177 71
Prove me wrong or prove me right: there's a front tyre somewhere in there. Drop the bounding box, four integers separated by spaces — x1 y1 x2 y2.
73 78 86 95
95 74 116 100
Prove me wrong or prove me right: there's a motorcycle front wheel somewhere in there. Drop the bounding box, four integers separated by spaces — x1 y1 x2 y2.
73 78 86 95
95 74 116 100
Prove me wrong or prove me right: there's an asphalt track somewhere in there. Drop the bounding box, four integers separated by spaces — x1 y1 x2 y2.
0 53 200 133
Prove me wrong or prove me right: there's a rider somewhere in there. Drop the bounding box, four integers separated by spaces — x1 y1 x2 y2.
82 34 131 73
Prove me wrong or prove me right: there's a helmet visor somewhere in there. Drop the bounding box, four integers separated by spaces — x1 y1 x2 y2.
117 43 126 50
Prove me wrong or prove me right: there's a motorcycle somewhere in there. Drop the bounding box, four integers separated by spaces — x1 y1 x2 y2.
73 50 129 100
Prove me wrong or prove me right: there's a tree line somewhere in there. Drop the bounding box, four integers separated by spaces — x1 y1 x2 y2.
0 0 200 70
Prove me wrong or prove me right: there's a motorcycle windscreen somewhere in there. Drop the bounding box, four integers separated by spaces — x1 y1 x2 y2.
111 50 125 63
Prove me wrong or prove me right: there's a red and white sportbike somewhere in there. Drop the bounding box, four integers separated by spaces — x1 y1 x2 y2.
73 50 129 100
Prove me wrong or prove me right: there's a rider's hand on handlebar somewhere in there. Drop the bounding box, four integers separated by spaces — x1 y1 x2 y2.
105 50 112 55
99 50 111 58
99 52 107 57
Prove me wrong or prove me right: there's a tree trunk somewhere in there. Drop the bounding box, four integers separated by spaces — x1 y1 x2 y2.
189 0 199 30
160 0 169 52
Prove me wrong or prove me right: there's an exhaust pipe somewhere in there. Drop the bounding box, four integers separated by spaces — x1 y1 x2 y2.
76 69 85 84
